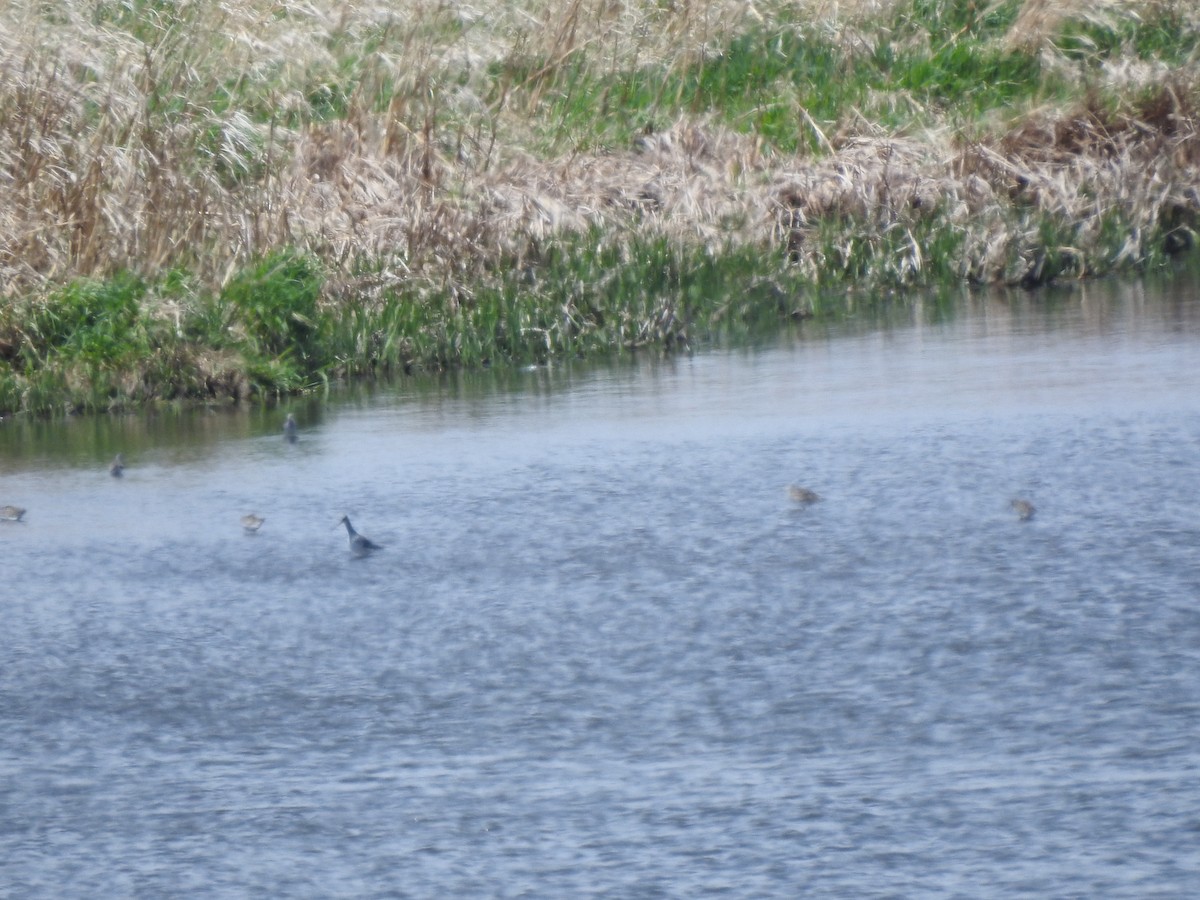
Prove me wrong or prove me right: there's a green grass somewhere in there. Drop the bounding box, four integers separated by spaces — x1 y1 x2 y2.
80 0 1195 156
492 12 1059 154
0 197 1192 417
1059 5 1200 67
2 0 1199 417
893 41 1047 114
220 251 325 365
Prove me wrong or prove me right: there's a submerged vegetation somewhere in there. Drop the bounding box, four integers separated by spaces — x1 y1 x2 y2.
1 0 1199 415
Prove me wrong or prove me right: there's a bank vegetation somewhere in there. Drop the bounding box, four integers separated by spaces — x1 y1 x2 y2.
1 0 1197 414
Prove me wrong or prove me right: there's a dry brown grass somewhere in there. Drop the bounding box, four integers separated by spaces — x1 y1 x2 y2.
0 0 1197 306
1002 0 1141 50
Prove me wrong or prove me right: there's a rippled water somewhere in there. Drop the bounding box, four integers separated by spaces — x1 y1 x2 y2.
3 276 1200 897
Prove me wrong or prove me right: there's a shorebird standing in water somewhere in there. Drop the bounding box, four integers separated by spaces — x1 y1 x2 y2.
241 514 265 534
283 413 298 444
1011 499 1036 521
339 515 382 557
787 484 822 504
110 454 126 477
1 505 25 522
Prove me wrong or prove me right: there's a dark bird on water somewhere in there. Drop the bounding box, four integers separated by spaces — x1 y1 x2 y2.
283 413 298 444
339 515 382 557
110 454 125 477
241 514 265 534
1 505 25 522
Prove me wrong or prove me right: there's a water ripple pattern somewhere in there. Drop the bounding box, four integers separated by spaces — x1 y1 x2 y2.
3 281 1200 897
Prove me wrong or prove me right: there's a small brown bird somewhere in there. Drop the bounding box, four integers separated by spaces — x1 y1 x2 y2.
1 505 26 522
241 514 265 534
787 485 822 504
1011 499 1036 521
110 454 126 477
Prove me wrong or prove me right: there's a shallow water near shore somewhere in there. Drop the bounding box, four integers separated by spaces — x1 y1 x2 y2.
3 273 1200 897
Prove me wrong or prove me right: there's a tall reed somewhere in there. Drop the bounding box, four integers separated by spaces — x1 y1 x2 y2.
0 0 1197 415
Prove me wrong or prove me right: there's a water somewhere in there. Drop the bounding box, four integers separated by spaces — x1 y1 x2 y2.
3 275 1200 897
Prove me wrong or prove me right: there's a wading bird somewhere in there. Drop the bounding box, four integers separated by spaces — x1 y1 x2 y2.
110 454 125 477
241 514 265 534
1011 499 1036 521
787 485 821 504
339 515 382 557
1 505 25 522
283 413 298 444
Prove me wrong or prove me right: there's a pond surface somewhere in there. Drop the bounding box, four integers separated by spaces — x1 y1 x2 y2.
3 272 1200 897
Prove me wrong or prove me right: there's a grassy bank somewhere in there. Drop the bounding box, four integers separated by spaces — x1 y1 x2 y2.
1 0 1198 415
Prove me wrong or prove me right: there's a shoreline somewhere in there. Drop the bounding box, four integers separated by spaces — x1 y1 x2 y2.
2 1 1197 416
